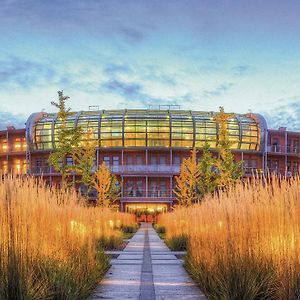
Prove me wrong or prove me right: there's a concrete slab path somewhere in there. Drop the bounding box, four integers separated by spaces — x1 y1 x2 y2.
88 223 206 300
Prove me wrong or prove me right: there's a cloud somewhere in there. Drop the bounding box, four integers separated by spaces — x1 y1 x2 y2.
0 57 55 89
0 111 26 130
104 64 131 76
203 82 234 98
103 80 143 98
231 65 251 76
118 26 145 42
262 97 300 130
102 79 174 107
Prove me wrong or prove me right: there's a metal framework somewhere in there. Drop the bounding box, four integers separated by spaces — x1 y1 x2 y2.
26 109 265 151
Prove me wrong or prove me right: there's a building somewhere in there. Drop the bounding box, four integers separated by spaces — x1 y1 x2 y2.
0 109 299 212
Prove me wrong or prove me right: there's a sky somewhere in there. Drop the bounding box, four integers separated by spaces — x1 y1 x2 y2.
0 0 299 130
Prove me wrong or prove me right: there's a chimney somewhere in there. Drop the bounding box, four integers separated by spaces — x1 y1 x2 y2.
279 127 287 131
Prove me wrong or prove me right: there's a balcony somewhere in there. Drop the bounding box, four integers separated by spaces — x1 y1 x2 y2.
267 145 285 154
110 164 181 174
122 189 173 198
267 145 300 155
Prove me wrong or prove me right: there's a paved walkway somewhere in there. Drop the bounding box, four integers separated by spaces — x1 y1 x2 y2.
88 223 206 300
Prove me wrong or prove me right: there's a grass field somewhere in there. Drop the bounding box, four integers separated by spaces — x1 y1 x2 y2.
158 176 300 300
0 175 136 300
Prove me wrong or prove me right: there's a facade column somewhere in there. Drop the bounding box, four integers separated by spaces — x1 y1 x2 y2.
170 176 172 198
146 175 148 198
145 149 148 165
96 148 99 167
121 175 124 197
284 131 288 174
241 152 244 173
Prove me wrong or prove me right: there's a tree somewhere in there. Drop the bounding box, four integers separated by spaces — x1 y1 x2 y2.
213 106 243 188
174 148 200 207
72 128 98 197
197 143 218 197
93 162 120 207
48 91 82 182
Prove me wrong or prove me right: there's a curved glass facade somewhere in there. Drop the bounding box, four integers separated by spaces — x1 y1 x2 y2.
29 110 263 151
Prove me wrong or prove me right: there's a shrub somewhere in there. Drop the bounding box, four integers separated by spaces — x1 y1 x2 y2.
121 225 138 234
97 235 124 250
166 234 188 251
186 254 279 300
154 225 166 234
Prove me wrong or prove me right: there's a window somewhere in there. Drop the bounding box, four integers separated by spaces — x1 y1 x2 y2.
125 180 134 197
251 159 257 169
293 140 299 154
103 156 110 165
243 159 249 168
66 157 73 166
0 161 8 174
100 112 123 147
159 180 168 197
126 156 133 165
174 156 181 165
150 156 157 165
272 139 280 152
293 162 299 174
271 160 279 171
1 139 8 152
149 181 157 197
136 156 143 165
159 156 166 165
136 180 143 197
112 156 119 166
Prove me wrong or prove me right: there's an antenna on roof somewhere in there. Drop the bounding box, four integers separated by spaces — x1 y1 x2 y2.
89 105 100 111
148 104 181 110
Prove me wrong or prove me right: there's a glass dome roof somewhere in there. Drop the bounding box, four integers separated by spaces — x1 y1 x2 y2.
26 109 265 151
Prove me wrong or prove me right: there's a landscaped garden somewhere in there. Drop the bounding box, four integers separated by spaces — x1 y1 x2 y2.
0 176 136 300
158 176 300 300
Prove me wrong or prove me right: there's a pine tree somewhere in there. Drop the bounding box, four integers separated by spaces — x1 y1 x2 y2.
93 162 120 207
213 106 243 188
174 148 200 206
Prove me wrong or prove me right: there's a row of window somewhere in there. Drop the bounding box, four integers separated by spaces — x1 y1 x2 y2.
0 138 27 152
0 160 27 174
32 111 260 150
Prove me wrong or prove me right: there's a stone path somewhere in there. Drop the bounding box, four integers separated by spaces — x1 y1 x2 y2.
88 223 206 300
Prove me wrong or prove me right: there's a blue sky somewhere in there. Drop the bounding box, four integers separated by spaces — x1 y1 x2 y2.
0 0 299 130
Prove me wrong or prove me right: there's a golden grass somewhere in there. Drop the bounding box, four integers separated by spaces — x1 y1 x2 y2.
158 176 300 299
0 175 135 299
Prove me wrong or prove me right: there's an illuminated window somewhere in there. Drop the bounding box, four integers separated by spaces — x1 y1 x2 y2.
100 112 123 147
31 110 261 151
171 112 193 147
0 161 8 174
13 159 26 174
1 139 8 152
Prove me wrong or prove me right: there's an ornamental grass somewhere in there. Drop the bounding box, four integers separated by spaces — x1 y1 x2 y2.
0 175 135 300
158 176 300 300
